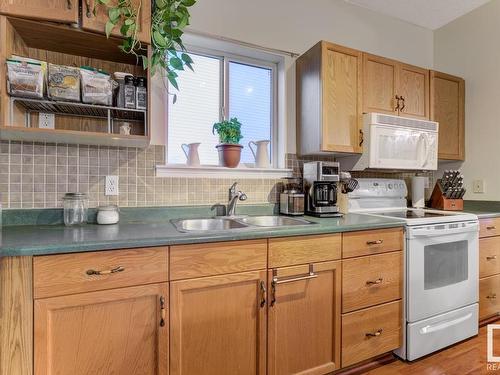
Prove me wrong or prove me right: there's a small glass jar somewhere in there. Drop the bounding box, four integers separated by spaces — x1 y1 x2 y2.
97 205 120 225
62 193 88 226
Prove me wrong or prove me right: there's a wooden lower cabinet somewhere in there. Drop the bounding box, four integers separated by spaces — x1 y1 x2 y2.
267 261 341 375
479 274 500 321
34 283 168 375
170 270 267 375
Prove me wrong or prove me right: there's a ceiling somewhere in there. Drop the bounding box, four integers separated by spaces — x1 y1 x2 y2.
344 0 491 30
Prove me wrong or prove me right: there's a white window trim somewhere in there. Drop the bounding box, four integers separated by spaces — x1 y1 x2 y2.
156 34 290 178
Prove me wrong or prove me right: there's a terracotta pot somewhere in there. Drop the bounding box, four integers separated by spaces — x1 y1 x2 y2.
216 143 243 168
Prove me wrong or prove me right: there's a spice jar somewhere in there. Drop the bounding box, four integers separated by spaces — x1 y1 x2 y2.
96 205 120 225
62 193 88 226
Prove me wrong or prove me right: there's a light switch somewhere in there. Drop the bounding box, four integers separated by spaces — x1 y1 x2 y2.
473 180 485 194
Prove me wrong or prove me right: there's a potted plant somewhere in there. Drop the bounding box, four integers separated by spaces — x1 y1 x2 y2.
212 118 243 168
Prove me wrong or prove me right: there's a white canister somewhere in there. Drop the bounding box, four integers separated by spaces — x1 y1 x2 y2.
411 176 427 208
96 205 120 225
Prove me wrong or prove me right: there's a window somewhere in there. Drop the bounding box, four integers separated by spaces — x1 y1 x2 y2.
167 49 276 167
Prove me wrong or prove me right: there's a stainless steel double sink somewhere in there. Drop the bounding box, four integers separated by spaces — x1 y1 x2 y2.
172 216 314 233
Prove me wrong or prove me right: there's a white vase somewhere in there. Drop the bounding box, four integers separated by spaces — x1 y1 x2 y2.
248 140 271 168
181 143 201 167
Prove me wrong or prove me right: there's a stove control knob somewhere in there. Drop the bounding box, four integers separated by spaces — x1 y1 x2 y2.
388 183 393 189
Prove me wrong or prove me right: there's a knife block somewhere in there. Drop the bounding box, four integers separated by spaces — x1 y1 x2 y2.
429 182 464 211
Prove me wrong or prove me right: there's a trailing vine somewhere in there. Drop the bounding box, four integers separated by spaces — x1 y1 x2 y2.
95 0 196 90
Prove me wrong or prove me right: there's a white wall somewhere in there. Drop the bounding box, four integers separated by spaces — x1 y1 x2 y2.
153 0 434 153
434 0 498 200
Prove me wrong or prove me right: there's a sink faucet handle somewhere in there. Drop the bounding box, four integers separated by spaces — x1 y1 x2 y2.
239 192 248 201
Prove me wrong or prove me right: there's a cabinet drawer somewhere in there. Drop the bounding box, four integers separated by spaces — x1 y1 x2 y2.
342 301 402 368
479 218 500 238
342 251 402 313
268 234 341 268
479 274 500 321
342 228 403 258
170 240 267 280
479 237 500 278
34 247 168 299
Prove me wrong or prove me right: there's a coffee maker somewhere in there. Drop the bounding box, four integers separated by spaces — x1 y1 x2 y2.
303 161 342 217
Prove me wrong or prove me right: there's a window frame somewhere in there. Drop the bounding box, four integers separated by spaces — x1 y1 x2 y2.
165 44 279 168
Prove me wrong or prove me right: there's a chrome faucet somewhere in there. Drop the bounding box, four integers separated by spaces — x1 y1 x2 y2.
227 182 247 216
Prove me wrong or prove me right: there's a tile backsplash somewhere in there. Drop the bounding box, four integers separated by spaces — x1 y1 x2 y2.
0 141 283 209
0 140 435 209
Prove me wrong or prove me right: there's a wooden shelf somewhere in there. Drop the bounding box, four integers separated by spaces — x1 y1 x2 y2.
0 126 150 147
8 17 146 66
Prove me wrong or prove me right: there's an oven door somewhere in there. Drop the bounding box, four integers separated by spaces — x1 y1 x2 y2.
407 221 479 322
369 125 437 170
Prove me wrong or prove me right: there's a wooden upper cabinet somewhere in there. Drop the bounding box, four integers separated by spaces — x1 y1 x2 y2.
399 63 429 119
363 54 430 120
430 71 465 160
0 0 78 24
34 283 168 375
363 53 398 115
170 270 267 375
267 261 341 375
82 0 151 44
296 41 363 155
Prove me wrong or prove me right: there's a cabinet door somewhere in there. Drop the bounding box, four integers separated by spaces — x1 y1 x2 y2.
268 261 341 375
0 0 78 24
34 283 168 375
430 71 465 160
82 0 151 44
398 63 429 119
363 53 398 115
321 43 363 153
170 271 267 375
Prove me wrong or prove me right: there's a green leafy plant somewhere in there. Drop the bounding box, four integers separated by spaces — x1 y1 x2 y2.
95 0 196 90
212 118 243 144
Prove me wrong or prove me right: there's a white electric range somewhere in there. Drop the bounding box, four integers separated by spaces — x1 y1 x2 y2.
348 178 479 361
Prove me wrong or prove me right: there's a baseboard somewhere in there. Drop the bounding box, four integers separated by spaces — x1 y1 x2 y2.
479 314 500 327
333 352 397 375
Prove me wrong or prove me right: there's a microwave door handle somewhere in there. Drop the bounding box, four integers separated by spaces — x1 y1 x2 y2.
419 313 473 334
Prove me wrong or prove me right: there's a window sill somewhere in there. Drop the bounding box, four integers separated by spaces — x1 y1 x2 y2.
155 164 293 179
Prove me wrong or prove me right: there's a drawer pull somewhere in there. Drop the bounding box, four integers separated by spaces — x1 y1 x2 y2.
366 278 383 286
271 264 316 306
487 226 496 230
259 280 267 308
367 240 384 245
86 265 124 276
159 296 166 327
486 294 497 299
487 256 498 260
66 0 72 9
366 329 383 337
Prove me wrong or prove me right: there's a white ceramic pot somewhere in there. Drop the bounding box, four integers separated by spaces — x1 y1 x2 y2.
248 140 271 168
181 143 201 167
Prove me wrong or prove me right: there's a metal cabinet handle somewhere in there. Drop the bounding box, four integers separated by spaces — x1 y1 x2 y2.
400 96 405 112
487 226 496 230
394 95 401 111
366 329 383 337
367 239 383 245
271 264 317 306
366 277 383 286
487 255 497 261
259 281 267 308
67 0 72 9
487 294 497 299
359 129 364 147
86 265 124 276
159 296 166 327
85 0 92 17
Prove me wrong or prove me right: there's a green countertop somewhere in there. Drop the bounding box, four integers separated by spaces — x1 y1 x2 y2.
463 200 500 219
0 208 404 257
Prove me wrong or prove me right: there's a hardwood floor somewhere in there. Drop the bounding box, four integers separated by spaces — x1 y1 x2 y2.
364 325 500 374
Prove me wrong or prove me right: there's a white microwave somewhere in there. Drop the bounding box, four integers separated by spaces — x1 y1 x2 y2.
340 113 439 171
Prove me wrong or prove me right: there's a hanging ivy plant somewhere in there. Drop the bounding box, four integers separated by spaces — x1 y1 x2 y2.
95 0 196 90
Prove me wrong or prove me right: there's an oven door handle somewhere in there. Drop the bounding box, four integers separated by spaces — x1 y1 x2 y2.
411 225 478 238
419 313 473 334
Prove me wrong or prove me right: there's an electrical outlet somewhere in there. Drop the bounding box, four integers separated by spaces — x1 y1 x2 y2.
105 175 119 196
38 113 55 129
473 179 485 194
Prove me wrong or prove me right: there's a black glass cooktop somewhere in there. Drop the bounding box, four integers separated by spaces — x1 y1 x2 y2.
373 210 452 219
